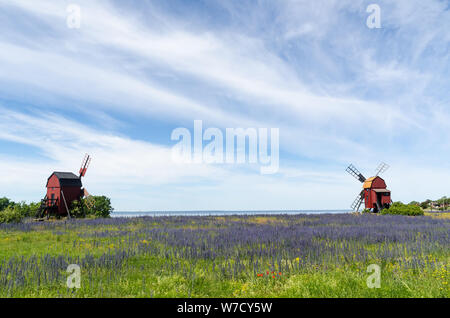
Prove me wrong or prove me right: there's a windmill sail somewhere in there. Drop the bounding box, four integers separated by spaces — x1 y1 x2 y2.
79 154 92 178
375 162 389 176
83 188 95 209
351 190 365 212
346 164 366 183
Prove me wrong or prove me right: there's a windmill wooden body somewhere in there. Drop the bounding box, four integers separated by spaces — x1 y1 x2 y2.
36 154 92 219
346 162 392 213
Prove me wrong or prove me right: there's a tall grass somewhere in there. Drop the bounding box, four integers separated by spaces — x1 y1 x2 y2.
0 214 448 298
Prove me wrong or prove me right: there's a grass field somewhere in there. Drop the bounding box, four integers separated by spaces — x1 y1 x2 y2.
0 214 448 298
425 211 450 219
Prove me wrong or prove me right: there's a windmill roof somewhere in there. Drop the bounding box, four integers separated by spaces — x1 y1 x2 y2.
47 172 82 187
363 176 379 189
53 172 79 179
363 176 387 189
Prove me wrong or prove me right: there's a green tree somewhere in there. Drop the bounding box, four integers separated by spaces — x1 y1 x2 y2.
420 199 432 209
441 196 449 210
0 197 13 211
70 196 113 218
88 196 113 218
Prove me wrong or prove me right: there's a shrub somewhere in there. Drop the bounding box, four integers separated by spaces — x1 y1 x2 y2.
0 199 41 223
70 196 113 218
87 196 113 218
381 202 424 216
12 201 40 218
69 199 86 218
0 206 24 224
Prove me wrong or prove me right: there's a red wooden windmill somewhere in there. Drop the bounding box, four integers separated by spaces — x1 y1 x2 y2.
346 162 392 213
36 154 93 219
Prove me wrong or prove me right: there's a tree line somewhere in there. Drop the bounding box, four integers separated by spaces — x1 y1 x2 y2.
0 196 113 224
409 196 449 211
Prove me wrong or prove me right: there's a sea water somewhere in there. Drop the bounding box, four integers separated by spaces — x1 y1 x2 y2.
112 210 349 218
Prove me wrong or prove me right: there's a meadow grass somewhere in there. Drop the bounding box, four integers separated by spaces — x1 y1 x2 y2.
425 212 450 219
0 214 448 298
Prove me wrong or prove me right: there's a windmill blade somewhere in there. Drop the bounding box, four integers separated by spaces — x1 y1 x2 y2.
85 196 95 209
375 162 389 176
83 188 95 209
346 164 366 183
351 190 365 212
79 154 92 177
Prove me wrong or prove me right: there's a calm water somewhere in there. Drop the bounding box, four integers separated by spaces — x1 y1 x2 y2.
112 210 349 218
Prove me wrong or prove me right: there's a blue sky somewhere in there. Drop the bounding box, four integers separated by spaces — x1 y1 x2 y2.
0 0 449 211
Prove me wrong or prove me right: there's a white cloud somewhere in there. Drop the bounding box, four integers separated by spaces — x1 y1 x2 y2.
0 0 424 132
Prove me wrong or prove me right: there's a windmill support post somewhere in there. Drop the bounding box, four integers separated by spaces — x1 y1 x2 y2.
61 190 71 219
